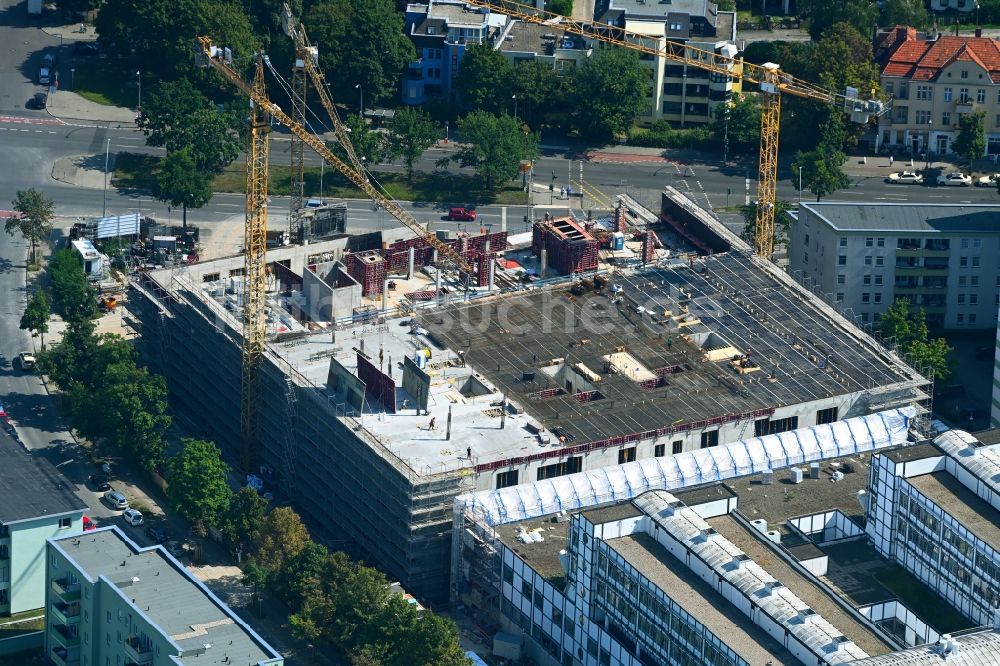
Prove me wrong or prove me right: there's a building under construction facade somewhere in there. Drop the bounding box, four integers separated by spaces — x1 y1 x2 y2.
126 190 930 603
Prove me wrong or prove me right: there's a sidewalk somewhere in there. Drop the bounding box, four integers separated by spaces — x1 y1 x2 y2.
45 89 137 126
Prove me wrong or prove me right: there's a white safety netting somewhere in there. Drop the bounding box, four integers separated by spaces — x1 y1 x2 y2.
459 407 916 526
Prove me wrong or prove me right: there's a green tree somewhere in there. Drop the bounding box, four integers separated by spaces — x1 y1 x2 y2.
254 506 310 573
547 0 573 17
798 0 879 40
167 438 232 529
454 112 540 191
740 200 794 248
331 113 388 166
242 560 269 616
95 0 200 79
153 149 214 230
361 597 470 666
571 48 649 141
220 486 269 555
712 95 760 154
456 44 514 115
792 149 850 201
388 107 438 182
877 299 953 380
276 540 330 609
48 249 98 322
195 0 259 73
20 290 50 350
509 60 562 130
5 188 55 265
36 319 97 391
880 0 931 29
91 361 172 470
952 110 986 176
304 0 415 106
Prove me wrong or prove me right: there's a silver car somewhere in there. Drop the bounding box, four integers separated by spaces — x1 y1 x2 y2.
103 490 128 510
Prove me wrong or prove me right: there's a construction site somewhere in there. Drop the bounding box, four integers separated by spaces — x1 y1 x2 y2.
126 187 930 603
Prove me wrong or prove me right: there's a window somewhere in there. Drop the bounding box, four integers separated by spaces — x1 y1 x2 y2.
972 257 980 268
957 313 966 324
899 82 908 98
970 313 977 324
974 238 982 248
877 238 885 247
58 517 71 529
654 443 665 457
874 293 882 303
866 237 874 247
960 87 970 102
876 256 884 266
970 294 978 305
839 237 847 247
894 106 908 123
978 88 986 103
971 276 979 287
875 275 883 285
521 581 532 598
959 276 968 287
865 256 873 265
838 255 847 266
944 87 953 102
672 440 683 454
943 112 951 126
496 469 519 489
836 293 845 302
861 312 870 323
536 456 582 480
864 275 872 285
885 82 894 96
961 238 970 248
915 110 931 124
958 294 966 304
916 85 933 100
837 275 846 284
816 407 838 425
618 447 636 464
960 256 968 267
700 430 719 448
862 293 871 303
961 70 969 79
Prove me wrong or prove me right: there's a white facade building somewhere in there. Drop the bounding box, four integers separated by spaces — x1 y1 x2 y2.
789 203 1000 330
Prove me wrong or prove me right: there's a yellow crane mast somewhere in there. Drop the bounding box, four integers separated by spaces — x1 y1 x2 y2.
289 44 309 230
463 0 886 258
240 55 271 472
197 38 476 276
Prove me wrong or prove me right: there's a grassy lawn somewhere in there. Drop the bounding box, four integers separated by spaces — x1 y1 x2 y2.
0 608 45 636
70 62 136 108
873 564 971 633
212 163 529 205
111 152 158 190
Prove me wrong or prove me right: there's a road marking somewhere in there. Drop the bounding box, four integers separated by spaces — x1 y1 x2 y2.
744 177 750 205
0 114 65 126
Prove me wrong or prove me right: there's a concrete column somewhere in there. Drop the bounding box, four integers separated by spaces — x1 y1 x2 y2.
500 207 507 232
446 404 452 441
540 247 548 280
432 248 438 266
488 256 496 291
382 277 389 311
435 266 442 296
407 246 415 279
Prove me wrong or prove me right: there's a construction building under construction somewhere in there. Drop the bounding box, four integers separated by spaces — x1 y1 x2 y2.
126 189 930 603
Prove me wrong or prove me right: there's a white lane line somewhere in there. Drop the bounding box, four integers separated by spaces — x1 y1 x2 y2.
744 176 750 205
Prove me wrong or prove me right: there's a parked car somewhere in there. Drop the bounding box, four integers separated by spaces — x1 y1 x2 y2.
886 171 923 184
165 540 185 558
122 508 143 526
38 67 50 85
82 516 96 531
936 172 972 187
976 173 1000 187
448 207 477 221
88 473 111 491
144 525 168 543
72 42 99 56
18 352 35 369
103 489 128 510
41 52 57 68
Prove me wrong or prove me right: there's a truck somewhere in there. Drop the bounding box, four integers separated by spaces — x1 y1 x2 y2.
27 0 42 16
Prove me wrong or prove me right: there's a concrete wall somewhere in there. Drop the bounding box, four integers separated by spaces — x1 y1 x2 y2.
11 514 82 614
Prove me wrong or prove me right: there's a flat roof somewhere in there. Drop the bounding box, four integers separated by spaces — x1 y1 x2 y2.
883 441 940 463
608 533 796 665
495 516 572 586
0 429 85 524
707 514 894 657
498 21 589 54
51 528 281 665
908 471 1000 551
607 0 717 21
801 203 1000 234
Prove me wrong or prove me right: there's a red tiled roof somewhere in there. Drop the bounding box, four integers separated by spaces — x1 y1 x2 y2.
882 35 1000 84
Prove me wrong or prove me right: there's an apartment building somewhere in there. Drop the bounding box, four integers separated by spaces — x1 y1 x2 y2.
866 429 1000 628
876 28 1000 156
45 527 283 666
930 0 979 13
789 202 1000 329
992 305 1000 427
596 0 739 126
0 427 86 615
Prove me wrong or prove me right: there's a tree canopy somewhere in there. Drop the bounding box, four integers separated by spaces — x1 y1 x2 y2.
953 110 986 175
153 149 214 229
220 486 270 555
456 44 514 115
792 149 851 201
877 299 953 380
5 188 55 265
571 48 649 141
388 107 438 182
454 112 539 191
879 0 931 29
712 96 760 154
167 438 233 528
797 0 879 40
254 506 311 573
48 249 98 322
20 291 50 350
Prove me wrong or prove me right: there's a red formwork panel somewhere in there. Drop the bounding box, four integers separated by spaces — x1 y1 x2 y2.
642 230 656 264
346 251 386 296
477 252 494 287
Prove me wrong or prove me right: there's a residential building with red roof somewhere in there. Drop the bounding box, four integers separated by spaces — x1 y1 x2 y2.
876 28 1000 158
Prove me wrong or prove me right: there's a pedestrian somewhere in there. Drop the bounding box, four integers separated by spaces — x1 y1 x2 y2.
466 446 472 460
667 337 673 350
889 155 894 167
429 417 436 430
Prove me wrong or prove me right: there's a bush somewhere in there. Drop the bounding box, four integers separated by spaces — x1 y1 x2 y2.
627 122 716 150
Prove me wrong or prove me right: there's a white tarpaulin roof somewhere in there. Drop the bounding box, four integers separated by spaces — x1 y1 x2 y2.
94 213 140 239
458 407 916 526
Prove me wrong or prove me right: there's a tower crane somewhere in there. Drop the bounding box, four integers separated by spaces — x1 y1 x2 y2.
197 38 476 277
462 0 887 258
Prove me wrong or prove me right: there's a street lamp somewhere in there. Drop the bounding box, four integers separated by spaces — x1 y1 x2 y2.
102 136 110 217
798 166 803 203
926 117 933 171
355 83 363 118
136 71 141 111
512 94 517 118
70 67 74 91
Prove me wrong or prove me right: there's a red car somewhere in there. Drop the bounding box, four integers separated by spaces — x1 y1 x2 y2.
82 516 95 531
448 207 477 221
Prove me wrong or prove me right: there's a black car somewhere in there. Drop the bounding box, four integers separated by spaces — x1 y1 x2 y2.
31 92 47 109
72 42 99 56
88 473 111 491
144 525 168 544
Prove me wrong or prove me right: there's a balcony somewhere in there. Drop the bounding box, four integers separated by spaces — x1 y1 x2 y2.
896 247 951 258
124 636 153 664
51 578 81 602
51 601 81 625
50 623 80 649
50 646 79 666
